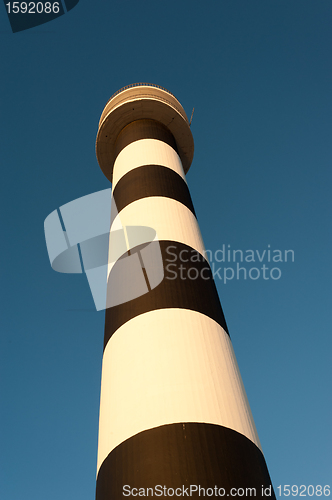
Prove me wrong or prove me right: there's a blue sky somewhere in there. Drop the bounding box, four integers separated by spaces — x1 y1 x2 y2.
0 1 331 499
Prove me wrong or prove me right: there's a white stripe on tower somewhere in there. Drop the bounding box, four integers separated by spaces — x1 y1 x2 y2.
95 84 276 499
112 138 186 187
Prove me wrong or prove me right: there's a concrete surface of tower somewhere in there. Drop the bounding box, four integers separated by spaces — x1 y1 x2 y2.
95 83 276 499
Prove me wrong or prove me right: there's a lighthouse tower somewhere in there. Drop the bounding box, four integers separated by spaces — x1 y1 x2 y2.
95 84 275 499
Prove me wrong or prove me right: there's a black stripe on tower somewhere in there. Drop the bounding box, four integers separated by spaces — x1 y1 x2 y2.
104 240 229 350
114 119 178 162
111 164 196 225
96 422 276 500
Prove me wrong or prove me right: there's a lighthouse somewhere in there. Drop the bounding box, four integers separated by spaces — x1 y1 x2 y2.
95 83 275 499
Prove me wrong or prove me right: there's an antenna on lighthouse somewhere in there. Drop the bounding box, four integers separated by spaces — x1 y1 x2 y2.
189 107 195 127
